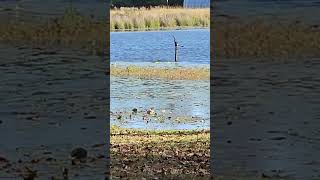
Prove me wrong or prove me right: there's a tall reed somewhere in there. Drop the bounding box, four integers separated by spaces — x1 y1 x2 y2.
111 7 210 31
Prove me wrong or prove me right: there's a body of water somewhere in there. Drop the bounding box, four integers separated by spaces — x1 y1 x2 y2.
111 29 210 64
111 29 210 130
214 0 320 24
111 76 209 130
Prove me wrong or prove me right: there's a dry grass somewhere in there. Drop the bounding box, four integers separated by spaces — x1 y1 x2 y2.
0 8 108 55
111 7 210 31
110 125 210 179
212 20 320 59
110 64 210 80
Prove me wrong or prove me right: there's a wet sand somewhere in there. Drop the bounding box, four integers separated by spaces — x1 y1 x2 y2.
0 44 108 179
212 58 320 179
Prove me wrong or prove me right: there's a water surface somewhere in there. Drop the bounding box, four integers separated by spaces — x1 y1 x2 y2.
111 76 209 130
111 29 210 64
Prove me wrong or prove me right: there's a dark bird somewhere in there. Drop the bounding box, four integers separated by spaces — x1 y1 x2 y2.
171 34 183 62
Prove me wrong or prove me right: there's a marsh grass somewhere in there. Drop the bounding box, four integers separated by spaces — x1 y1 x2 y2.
111 7 210 31
110 125 210 178
213 20 320 59
0 7 107 55
110 64 209 80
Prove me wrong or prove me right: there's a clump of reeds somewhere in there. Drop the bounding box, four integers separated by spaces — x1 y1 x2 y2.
0 7 108 56
213 20 320 59
110 7 210 31
110 65 209 80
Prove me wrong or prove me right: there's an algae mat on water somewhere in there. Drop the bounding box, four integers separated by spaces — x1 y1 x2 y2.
110 65 209 80
110 125 210 179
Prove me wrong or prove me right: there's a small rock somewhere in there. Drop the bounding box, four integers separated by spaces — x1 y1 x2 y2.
71 147 87 159
147 108 156 116
46 157 55 162
270 137 286 141
30 159 39 164
132 108 138 113
0 156 8 163
23 168 37 180
62 167 68 179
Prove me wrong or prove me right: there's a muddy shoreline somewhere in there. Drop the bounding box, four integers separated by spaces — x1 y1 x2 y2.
0 44 109 179
212 58 320 179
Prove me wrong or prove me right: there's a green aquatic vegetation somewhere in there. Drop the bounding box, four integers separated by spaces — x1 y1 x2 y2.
111 108 204 125
110 65 210 80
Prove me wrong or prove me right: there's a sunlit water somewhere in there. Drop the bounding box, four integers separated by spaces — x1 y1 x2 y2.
111 29 210 64
111 76 209 130
111 29 210 130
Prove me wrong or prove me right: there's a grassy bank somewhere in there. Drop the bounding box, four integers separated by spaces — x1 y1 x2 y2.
213 20 320 59
110 125 210 179
110 65 210 80
111 7 210 31
0 8 107 56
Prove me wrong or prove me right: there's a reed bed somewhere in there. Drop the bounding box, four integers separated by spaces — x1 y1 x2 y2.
110 65 210 80
213 20 320 59
0 8 108 55
110 7 210 31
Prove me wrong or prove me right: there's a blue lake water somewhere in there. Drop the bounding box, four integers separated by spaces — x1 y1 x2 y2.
111 29 210 64
110 29 210 130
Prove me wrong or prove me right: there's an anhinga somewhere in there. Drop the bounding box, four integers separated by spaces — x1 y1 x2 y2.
171 35 183 62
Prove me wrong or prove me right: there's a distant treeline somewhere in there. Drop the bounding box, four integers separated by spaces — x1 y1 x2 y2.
111 0 184 8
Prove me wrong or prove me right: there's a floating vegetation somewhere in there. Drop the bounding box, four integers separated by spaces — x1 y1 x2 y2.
110 125 210 179
111 107 203 126
213 20 320 59
0 7 107 56
110 65 209 80
111 7 210 31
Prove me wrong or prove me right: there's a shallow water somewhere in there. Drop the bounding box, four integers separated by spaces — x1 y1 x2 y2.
111 76 209 130
213 59 320 179
0 44 108 179
0 0 107 23
214 0 320 24
111 29 210 64
111 29 210 130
